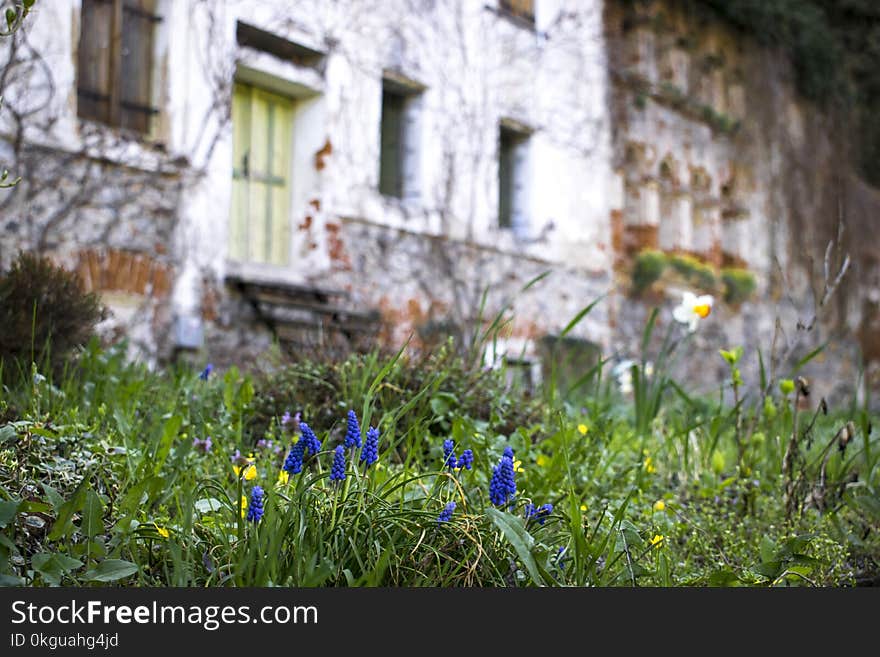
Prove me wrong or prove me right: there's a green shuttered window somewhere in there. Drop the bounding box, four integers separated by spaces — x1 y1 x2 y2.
230 83 293 265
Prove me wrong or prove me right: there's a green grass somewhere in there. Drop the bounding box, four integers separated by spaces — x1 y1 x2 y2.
1 314 878 587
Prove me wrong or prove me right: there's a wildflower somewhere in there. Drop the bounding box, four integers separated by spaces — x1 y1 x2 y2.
283 442 305 475
153 523 170 538
330 445 346 482
437 501 456 524
246 486 264 523
503 446 514 459
643 455 656 474
233 454 257 480
672 291 713 332
650 534 664 549
489 454 516 507
277 469 289 485
256 438 274 451
360 426 379 467
613 360 635 395
536 453 549 467
512 459 524 474
525 503 553 525
779 379 795 395
580 504 587 512
192 436 212 453
653 499 666 512
199 363 213 380
457 449 474 471
299 422 322 454
240 495 248 519
577 424 588 436
281 410 292 426
230 449 241 463
442 439 457 469
555 546 568 570
344 410 362 449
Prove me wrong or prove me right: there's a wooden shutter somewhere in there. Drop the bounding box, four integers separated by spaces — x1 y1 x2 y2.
230 84 292 265
119 0 160 133
379 90 405 198
76 0 159 133
77 0 115 124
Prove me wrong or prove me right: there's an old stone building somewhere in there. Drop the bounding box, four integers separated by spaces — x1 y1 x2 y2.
0 0 877 404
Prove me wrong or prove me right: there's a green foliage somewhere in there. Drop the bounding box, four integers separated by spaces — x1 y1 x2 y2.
631 249 667 294
721 267 757 305
670 254 717 290
0 252 105 378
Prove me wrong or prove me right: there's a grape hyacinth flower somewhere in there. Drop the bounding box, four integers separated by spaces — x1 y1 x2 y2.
457 449 474 471
489 454 517 507
503 446 514 459
192 436 212 453
525 503 553 525
199 363 213 380
283 441 305 475
330 445 347 482
299 422 322 455
246 486 264 523
442 439 457 469
360 426 379 467
437 501 456 524
344 410 362 449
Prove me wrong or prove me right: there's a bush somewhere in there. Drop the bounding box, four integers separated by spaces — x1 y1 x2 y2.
0 252 105 376
632 249 667 294
669 253 717 290
721 267 757 305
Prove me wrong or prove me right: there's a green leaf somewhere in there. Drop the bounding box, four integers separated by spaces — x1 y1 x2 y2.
154 414 182 474
487 508 546 586
0 499 20 528
42 484 65 513
32 553 83 585
759 536 777 563
708 569 740 586
81 490 104 538
48 480 88 541
0 574 24 586
84 559 139 582
559 296 605 339
0 425 17 444
6 8 16 29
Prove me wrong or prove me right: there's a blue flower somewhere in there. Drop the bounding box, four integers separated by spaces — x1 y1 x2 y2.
360 426 379 467
437 501 456 524
344 410 362 449
442 439 457 469
489 454 516 507
299 422 322 454
246 486 264 523
330 445 346 481
525 503 553 525
199 363 213 380
457 449 474 471
281 410 292 426
192 436 212 453
283 441 305 475
503 446 514 460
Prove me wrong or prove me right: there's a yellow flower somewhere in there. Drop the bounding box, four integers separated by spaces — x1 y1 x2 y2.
643 456 656 474
577 424 588 436
513 459 524 473
153 523 170 539
536 454 549 467
240 495 248 519
650 534 664 548
580 504 587 512
233 460 257 480
653 500 666 512
277 469 289 485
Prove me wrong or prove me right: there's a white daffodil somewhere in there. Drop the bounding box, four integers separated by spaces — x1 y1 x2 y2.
672 291 714 332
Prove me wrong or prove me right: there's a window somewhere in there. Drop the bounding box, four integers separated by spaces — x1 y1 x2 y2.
77 0 161 133
379 77 423 200
498 122 531 236
499 0 535 24
230 82 293 265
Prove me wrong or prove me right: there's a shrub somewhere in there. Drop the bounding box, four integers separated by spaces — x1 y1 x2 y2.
632 249 667 294
0 251 105 376
669 253 717 291
721 267 757 305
